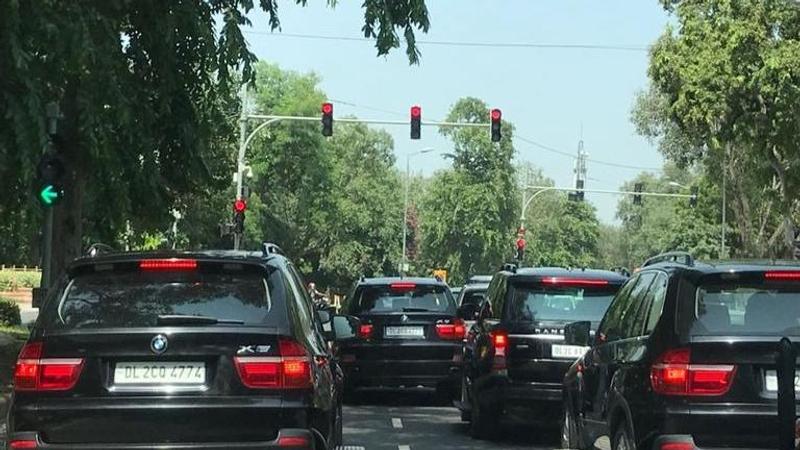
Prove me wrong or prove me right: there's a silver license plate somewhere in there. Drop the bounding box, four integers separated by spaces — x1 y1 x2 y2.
114 362 206 385
764 370 800 392
551 344 589 359
385 326 425 338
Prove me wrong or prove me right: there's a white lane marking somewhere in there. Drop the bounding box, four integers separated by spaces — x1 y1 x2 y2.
392 417 403 429
398 446 411 450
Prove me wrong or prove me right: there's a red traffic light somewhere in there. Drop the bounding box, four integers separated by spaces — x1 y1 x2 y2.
233 199 247 213
491 108 502 121
410 105 421 118
322 102 333 115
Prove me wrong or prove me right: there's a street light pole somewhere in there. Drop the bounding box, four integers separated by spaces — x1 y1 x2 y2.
402 148 434 275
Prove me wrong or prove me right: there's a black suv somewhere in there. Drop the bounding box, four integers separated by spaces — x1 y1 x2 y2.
459 266 626 439
8 246 346 450
562 252 800 450
338 277 462 399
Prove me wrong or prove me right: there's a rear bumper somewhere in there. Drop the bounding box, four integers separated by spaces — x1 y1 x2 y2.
476 377 562 425
340 342 461 390
6 429 317 449
639 403 795 450
342 359 460 390
652 434 779 450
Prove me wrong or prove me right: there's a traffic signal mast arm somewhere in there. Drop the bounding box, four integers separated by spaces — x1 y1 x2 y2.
520 184 698 227
244 114 493 128
232 104 499 250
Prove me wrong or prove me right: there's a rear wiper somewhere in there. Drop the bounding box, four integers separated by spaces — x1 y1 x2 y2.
157 315 245 325
402 307 432 312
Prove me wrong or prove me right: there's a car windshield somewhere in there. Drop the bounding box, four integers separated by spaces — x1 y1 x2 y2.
508 283 620 323
352 284 455 314
44 268 289 329
460 289 487 307
691 280 800 336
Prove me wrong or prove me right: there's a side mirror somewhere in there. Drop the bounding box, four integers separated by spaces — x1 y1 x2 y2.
332 315 361 341
317 309 332 325
317 310 333 340
457 304 479 320
564 321 592 347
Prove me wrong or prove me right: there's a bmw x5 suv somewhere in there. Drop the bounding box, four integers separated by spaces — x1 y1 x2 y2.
562 252 800 450
8 246 344 450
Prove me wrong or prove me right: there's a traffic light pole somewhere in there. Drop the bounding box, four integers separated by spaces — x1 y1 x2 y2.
232 110 492 251
40 103 60 290
520 185 698 228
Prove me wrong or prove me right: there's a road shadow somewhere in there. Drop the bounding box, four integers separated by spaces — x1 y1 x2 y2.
345 390 449 407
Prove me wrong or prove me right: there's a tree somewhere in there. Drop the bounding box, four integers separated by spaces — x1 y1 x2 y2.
518 164 601 268
0 1 430 277
648 0 800 257
239 62 404 289
419 98 517 284
614 166 721 266
633 84 783 258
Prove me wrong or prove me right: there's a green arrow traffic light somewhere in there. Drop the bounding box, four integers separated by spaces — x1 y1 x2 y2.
39 184 61 206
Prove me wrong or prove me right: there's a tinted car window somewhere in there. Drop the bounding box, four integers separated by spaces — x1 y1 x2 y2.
507 281 619 323
45 268 288 330
618 272 656 338
599 273 653 342
460 289 487 307
352 284 455 314
643 273 668 334
691 278 800 336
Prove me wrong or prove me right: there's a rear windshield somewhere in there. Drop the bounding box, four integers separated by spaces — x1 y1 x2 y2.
351 284 455 314
508 282 620 323
691 279 800 336
460 289 487 307
43 267 288 330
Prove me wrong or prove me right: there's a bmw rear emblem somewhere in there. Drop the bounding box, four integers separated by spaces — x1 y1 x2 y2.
150 335 168 355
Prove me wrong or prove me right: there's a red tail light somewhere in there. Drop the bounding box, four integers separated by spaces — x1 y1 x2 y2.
650 348 735 396
540 277 609 287
9 440 37 449
358 324 374 339
490 330 509 373
436 319 466 340
234 338 311 390
14 342 84 392
278 435 311 448
659 443 695 450
765 271 800 281
390 282 417 292
139 258 197 271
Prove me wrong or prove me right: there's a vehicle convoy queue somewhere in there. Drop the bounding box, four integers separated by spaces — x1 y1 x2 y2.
6 244 800 450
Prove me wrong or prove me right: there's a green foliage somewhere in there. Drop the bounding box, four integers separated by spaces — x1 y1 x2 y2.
518 165 601 269
0 298 21 327
239 62 403 289
648 0 800 257
419 98 517 284
614 166 721 267
0 271 41 291
0 0 430 274
0 325 30 341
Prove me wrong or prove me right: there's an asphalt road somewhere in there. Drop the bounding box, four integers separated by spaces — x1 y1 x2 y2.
341 393 560 450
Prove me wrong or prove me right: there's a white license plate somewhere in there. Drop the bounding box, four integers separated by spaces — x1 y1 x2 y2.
551 344 589 359
385 326 425 338
764 370 800 392
114 362 206 385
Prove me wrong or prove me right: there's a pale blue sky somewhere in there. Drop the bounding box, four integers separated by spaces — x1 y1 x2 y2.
244 1 670 223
